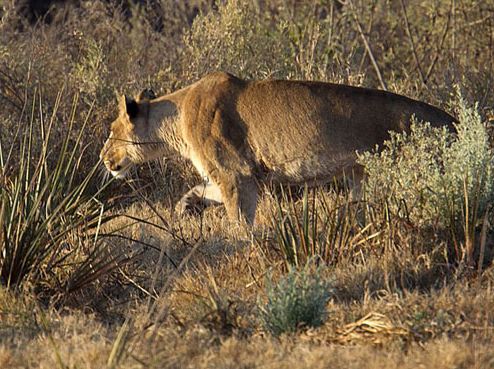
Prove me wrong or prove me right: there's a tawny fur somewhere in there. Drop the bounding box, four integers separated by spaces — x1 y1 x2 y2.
100 72 456 224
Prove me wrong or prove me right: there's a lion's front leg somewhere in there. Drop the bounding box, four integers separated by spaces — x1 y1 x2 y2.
175 182 223 216
217 176 259 225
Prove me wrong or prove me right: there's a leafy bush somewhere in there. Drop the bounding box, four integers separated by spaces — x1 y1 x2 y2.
358 120 452 225
72 38 108 96
358 96 494 262
182 0 295 81
259 265 332 336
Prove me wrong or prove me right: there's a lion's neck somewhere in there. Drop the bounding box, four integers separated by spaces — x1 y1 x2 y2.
158 114 186 156
146 87 191 159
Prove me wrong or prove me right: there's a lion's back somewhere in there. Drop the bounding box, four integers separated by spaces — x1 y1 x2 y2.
180 74 456 184
235 79 455 182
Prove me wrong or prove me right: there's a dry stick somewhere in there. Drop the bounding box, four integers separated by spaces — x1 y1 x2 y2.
478 207 490 280
348 0 387 91
121 179 210 339
399 0 426 85
357 12 372 73
146 240 203 341
126 180 192 248
480 10 494 109
122 231 203 361
357 0 378 76
452 0 456 62
0 69 24 112
425 0 453 82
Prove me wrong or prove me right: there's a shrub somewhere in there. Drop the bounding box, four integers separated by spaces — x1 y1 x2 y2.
358 96 494 262
358 120 452 225
259 265 332 336
72 38 108 97
181 0 295 81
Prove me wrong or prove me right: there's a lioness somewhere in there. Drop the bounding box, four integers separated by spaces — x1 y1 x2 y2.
100 72 456 224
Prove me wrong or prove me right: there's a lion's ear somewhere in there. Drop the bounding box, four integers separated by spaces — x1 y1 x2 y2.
118 94 139 119
137 88 156 101
125 96 139 119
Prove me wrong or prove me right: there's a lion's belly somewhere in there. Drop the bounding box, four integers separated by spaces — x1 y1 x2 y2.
257 149 359 184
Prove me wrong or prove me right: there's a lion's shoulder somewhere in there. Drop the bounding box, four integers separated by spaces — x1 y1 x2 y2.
193 71 246 93
181 72 246 112
202 71 240 82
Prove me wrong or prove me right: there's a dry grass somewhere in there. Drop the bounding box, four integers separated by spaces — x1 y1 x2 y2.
1 0 494 368
2 227 494 368
2 195 494 368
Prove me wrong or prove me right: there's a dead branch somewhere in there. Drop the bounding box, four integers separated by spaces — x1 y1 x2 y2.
347 0 387 91
399 0 426 85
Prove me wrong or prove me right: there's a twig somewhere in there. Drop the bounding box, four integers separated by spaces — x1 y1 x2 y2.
399 0 426 85
452 0 456 62
347 0 387 90
99 233 178 268
477 206 490 279
357 0 377 76
119 266 158 299
425 0 454 82
125 180 193 248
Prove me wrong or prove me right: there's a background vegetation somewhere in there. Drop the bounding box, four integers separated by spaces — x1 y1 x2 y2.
1 0 494 367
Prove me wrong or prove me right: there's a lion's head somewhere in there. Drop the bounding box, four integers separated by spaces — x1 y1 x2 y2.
100 90 162 178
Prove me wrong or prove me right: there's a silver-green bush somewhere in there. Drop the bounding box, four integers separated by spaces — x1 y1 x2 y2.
259 266 332 336
358 96 494 233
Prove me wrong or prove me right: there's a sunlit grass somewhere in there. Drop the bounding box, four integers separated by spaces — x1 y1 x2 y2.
0 90 123 293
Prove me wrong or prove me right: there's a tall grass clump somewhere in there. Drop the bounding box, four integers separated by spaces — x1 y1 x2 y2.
272 186 381 268
358 96 494 263
259 265 332 336
0 90 122 292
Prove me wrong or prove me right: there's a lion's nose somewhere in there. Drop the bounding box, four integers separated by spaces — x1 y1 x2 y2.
110 162 122 172
107 160 122 172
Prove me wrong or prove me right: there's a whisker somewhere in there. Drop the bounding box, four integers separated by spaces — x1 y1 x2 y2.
98 161 111 187
109 138 167 146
